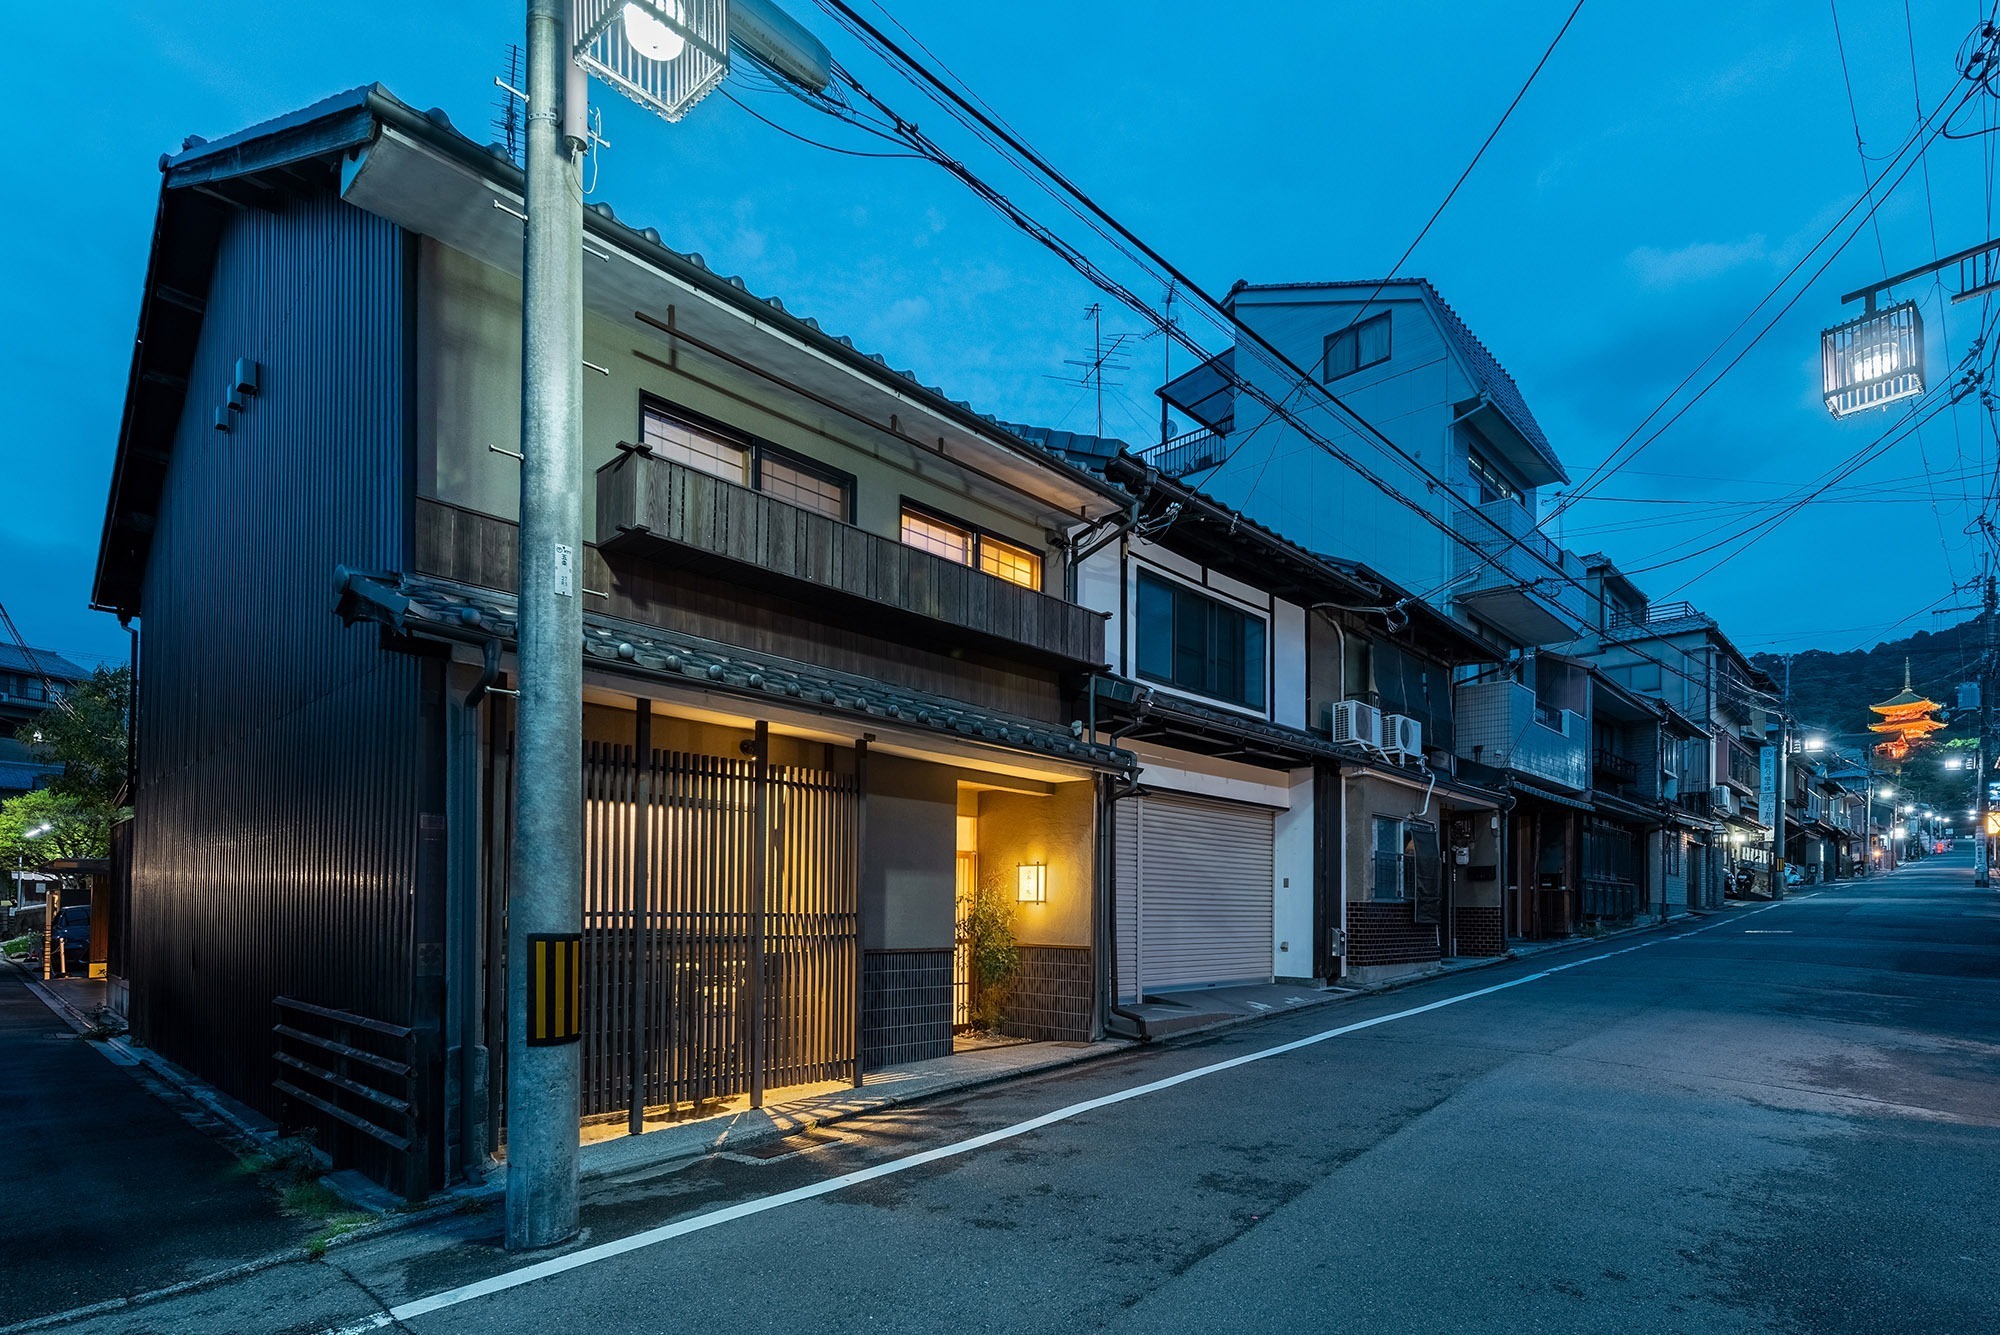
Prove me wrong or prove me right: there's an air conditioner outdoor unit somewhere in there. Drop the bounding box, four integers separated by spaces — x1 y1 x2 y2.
1330 700 1384 750
1383 714 1423 760
1711 785 1737 816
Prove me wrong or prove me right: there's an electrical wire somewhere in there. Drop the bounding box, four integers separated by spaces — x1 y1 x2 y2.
787 2 1999 706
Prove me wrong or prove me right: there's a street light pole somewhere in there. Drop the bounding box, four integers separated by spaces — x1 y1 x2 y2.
507 0 587 1252
1977 573 1995 887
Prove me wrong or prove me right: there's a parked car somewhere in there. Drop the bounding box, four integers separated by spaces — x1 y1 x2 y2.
51 904 89 972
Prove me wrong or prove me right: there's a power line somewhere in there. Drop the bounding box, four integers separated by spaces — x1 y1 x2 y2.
803 4 1796 706
801 2 1998 705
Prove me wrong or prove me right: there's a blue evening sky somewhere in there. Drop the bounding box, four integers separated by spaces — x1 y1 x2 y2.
6 1 1996 669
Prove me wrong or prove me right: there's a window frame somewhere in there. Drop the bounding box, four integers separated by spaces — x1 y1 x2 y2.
1322 310 1392 383
1132 566 1269 712
1371 815 1407 902
897 498 1046 593
1466 448 1521 507
639 395 856 524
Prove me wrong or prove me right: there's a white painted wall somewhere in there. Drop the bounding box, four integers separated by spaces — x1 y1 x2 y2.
1272 766 1316 980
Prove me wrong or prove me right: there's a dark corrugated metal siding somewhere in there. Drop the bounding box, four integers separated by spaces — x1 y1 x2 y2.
128 189 423 1168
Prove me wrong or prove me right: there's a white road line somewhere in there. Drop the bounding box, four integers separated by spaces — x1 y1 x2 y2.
325 909 1784 1333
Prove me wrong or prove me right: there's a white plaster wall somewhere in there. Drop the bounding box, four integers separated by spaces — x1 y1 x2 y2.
1272 766 1316 980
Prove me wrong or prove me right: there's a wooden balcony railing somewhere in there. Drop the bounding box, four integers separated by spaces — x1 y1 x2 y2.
595 446 1106 666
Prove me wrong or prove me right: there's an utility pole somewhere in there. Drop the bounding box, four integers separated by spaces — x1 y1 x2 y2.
1978 572 1996 888
1768 658 1790 898
508 0 586 1252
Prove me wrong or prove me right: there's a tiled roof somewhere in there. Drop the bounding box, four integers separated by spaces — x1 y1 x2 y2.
337 571 1133 774
0 645 90 680
1231 277 1563 482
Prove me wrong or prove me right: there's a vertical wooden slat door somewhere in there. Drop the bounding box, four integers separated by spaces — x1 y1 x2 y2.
570 741 859 1122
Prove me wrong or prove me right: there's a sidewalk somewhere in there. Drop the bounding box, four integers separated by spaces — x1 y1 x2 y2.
0 963 309 1329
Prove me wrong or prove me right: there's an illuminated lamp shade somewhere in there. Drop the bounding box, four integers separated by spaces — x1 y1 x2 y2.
621 0 685 60
1893 825 1909 839
1822 300 1924 418
1017 862 1048 904
572 0 726 123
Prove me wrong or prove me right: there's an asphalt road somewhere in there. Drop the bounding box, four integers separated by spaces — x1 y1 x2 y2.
0 966 306 1327
20 853 2000 1334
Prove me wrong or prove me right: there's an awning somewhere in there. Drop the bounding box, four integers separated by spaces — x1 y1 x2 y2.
339 570 1135 775
1509 780 1594 812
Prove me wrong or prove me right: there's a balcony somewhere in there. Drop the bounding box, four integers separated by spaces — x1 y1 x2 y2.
1448 497 1588 646
1454 679 1588 790
596 447 1105 666
1593 748 1639 786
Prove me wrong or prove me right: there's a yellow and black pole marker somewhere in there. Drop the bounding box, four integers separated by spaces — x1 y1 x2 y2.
526 933 582 1046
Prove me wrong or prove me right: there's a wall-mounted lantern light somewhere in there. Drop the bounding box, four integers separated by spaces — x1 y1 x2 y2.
1017 862 1048 904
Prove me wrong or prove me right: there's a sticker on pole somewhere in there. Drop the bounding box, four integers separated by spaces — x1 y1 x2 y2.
554 543 575 597
527 933 582 1046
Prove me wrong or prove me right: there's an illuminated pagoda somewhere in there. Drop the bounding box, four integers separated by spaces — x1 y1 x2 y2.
1869 659 1946 761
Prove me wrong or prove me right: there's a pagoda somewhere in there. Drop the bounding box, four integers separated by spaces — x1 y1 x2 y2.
1869 659 1946 761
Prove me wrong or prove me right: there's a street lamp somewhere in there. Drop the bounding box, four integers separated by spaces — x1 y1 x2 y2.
1822 300 1925 417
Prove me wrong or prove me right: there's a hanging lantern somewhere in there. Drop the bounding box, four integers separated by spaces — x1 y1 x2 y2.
1822 300 1924 418
572 0 728 123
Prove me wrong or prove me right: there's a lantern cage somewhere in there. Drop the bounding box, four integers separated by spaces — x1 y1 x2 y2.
1821 299 1925 418
573 0 728 123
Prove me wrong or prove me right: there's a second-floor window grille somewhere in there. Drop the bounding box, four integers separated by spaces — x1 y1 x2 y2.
979 536 1042 588
757 455 849 521
642 402 748 484
643 400 853 521
899 505 1044 591
1323 311 1391 382
900 508 973 564
1135 570 1267 710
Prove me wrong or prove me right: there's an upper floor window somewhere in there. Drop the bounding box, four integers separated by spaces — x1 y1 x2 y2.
899 503 1044 591
642 399 852 522
642 401 748 483
1323 311 1391 382
756 454 849 521
1467 449 1518 506
1135 569 1267 709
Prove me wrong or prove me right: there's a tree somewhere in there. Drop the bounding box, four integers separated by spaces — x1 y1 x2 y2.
0 787 113 873
20 665 129 805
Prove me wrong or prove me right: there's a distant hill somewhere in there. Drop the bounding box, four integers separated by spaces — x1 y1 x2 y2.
1749 617 1979 745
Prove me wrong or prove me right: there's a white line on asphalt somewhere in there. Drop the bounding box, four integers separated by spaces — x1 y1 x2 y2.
323 909 1785 1333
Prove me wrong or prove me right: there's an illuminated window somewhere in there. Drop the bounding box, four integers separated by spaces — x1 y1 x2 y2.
641 403 747 484
900 508 973 563
758 455 849 521
979 536 1043 590
900 505 1045 591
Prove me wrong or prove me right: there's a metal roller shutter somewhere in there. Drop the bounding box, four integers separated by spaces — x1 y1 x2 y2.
1115 791 1275 1000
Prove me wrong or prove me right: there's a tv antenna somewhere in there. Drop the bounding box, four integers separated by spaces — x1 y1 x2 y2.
1048 303 1134 437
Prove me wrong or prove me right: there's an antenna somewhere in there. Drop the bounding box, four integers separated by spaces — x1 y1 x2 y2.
1046 303 1134 437
492 43 527 166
